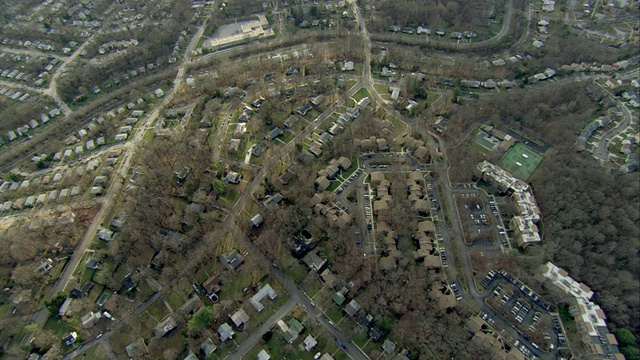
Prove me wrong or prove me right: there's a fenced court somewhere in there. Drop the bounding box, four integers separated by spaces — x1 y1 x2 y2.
499 143 543 180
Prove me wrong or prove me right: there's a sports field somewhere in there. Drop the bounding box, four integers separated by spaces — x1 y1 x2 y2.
499 143 543 180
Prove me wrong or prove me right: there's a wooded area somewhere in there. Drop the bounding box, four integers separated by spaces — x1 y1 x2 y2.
445 82 640 336
365 0 507 33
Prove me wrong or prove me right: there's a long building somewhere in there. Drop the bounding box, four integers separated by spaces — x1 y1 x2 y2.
541 263 624 360
477 161 542 247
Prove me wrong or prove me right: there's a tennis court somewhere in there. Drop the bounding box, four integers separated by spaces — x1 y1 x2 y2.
499 143 543 180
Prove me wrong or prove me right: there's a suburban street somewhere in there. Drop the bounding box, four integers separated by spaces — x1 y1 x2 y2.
593 82 634 163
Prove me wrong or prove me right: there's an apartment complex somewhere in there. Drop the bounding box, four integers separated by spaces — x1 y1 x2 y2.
541 263 624 360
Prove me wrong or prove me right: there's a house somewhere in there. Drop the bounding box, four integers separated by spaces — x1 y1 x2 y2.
381 67 395 77
98 228 114 241
315 176 330 191
376 138 389 151
80 311 102 328
122 274 136 292
265 127 283 140
125 338 148 358
303 251 327 272
58 298 72 317
297 103 313 116
318 132 334 144
85 258 100 270
218 323 235 341
417 26 430 35
200 338 217 357
368 327 383 341
223 171 242 184
230 308 250 327
320 269 338 288
481 79 497 89
303 335 318 351
153 315 177 337
333 288 348 305
382 339 397 353
390 87 400 101
257 349 271 360
310 95 325 107
264 193 283 209
344 299 361 316
251 213 264 227
284 318 304 342
155 88 164 97
461 80 481 88
69 288 86 299
62 332 77 346
328 123 343 135
252 141 267 157
250 284 277 312
219 249 245 271
342 61 354 71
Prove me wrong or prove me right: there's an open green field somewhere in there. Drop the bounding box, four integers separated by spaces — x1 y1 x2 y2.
352 88 371 102
499 143 543 180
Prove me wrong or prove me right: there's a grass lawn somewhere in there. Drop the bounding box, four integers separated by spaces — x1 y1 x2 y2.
221 188 240 205
325 304 344 323
145 300 168 322
426 91 441 105
353 88 371 102
374 84 389 95
44 316 76 337
304 108 322 121
326 181 340 192
244 335 289 360
284 261 309 285
386 116 407 136
281 130 294 143
498 143 544 180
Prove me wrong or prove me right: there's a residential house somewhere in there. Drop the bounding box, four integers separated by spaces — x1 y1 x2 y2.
200 338 217 358
250 284 277 312
297 103 313 116
265 127 283 141
223 171 242 184
80 311 102 328
219 249 245 271
342 61 354 71
382 339 397 353
58 298 72 317
344 299 361 316
283 318 304 343
85 258 100 270
125 338 148 358
230 308 250 328
62 332 78 346
218 323 235 342
153 315 177 337
315 176 330 191
303 335 318 351
303 252 327 272
250 214 264 228
257 349 271 360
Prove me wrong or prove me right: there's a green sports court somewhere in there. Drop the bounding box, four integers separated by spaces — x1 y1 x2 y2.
499 143 543 180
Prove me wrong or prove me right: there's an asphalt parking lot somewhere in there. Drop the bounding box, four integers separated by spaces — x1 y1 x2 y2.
454 191 503 248
480 270 560 359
